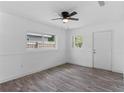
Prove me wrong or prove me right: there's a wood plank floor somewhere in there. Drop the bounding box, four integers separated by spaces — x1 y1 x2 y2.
0 63 124 92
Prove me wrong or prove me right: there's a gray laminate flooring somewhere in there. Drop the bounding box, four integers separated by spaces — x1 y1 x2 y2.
0 63 124 92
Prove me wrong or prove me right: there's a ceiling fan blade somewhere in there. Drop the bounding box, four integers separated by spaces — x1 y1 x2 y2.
98 1 105 7
68 18 79 21
69 11 77 16
51 18 63 20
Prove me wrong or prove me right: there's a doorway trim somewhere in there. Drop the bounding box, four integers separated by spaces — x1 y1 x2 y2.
92 30 113 71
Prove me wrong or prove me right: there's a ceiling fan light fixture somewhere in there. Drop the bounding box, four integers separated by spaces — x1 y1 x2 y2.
63 19 69 23
52 11 78 23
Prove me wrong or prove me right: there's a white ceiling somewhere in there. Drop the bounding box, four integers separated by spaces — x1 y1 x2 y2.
0 1 124 29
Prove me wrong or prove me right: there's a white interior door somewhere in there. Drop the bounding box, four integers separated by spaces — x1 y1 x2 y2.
93 31 112 71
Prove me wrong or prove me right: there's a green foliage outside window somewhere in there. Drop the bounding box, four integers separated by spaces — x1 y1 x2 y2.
48 35 55 42
74 35 83 48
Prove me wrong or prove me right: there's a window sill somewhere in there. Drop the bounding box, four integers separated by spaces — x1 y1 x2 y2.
26 48 58 53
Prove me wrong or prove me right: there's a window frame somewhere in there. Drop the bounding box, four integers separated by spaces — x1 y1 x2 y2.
72 34 83 49
26 32 57 51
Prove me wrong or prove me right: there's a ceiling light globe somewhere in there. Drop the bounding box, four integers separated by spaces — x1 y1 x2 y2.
63 19 69 23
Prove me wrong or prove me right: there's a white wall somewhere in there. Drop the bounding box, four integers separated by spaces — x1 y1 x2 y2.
0 7 124 84
0 12 66 83
67 21 124 73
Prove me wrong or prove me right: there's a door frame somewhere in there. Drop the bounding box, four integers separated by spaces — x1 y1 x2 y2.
92 30 113 71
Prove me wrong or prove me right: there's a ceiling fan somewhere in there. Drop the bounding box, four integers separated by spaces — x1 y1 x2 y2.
52 11 79 23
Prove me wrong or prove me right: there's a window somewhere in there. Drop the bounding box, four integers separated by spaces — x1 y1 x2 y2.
27 33 56 49
72 35 83 48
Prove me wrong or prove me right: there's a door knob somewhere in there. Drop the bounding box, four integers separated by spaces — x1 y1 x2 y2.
93 49 96 53
93 51 96 53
